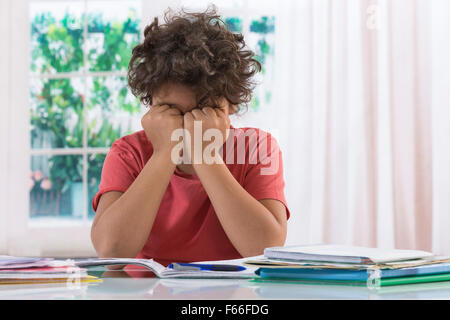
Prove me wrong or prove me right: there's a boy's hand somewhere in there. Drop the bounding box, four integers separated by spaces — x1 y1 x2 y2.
183 98 231 164
141 105 184 156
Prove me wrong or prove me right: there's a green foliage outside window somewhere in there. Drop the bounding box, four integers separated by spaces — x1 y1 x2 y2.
87 9 140 71
249 16 275 111
31 12 84 73
250 16 275 75
224 16 275 111
224 17 243 33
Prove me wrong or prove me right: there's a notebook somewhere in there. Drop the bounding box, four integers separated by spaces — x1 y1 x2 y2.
251 273 450 288
0 256 103 286
0 256 54 268
255 262 450 281
264 244 434 264
0 265 100 285
0 276 101 285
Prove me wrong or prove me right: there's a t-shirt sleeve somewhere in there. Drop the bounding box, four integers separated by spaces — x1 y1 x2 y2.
91 139 141 212
242 132 290 220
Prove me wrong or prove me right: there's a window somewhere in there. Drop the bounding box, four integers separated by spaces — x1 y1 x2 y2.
29 0 143 223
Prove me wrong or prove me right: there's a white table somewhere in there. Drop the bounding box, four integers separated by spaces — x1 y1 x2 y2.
1 266 450 300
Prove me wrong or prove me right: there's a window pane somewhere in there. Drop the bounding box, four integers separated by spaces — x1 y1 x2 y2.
87 153 106 219
182 0 244 10
30 1 84 74
223 16 243 33
30 155 84 219
30 78 84 149
87 1 141 72
248 16 276 111
87 76 143 147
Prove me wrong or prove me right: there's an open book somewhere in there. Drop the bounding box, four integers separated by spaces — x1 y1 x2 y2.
74 257 258 279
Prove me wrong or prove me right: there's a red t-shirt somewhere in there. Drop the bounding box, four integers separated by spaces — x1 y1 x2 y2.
92 126 289 266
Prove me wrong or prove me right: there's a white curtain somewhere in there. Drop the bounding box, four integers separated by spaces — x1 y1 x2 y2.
266 0 450 254
0 0 31 255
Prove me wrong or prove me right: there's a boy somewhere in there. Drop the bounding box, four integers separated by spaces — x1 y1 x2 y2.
91 7 289 266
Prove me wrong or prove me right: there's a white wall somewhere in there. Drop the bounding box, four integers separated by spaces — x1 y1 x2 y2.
0 0 12 254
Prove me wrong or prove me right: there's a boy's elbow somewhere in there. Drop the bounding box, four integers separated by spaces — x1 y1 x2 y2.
92 241 126 271
239 237 286 258
91 226 120 258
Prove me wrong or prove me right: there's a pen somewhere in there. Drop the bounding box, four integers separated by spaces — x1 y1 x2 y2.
168 263 246 272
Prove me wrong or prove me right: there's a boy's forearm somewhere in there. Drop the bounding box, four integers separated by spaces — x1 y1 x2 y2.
193 162 285 257
92 150 176 258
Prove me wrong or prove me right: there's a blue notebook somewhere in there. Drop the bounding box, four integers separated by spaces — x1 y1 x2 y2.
256 262 450 281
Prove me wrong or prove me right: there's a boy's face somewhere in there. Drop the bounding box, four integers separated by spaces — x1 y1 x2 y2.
152 82 233 115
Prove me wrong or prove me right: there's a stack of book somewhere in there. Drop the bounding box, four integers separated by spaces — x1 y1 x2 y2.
0 256 101 285
244 245 450 288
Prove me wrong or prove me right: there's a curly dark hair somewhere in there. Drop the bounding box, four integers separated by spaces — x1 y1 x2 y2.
127 5 261 112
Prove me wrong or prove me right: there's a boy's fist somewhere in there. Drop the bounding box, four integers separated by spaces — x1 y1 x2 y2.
141 105 184 155
183 98 231 163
